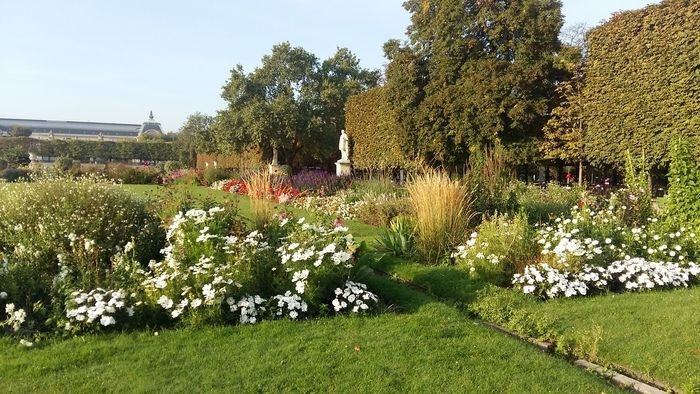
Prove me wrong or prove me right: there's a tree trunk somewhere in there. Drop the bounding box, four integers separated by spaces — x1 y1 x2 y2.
578 160 583 186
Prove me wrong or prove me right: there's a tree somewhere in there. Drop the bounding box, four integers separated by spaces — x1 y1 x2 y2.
541 23 589 185
214 43 378 168
384 0 564 168
174 113 215 168
9 125 32 137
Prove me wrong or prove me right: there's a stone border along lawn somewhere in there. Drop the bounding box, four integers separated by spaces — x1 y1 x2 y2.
0 184 624 392
0 272 622 392
371 256 700 391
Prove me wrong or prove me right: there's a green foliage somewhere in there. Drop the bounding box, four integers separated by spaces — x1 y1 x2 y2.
0 144 30 167
666 135 700 226
176 113 216 165
468 286 556 341
9 125 32 138
453 212 537 285
356 194 412 227
215 43 378 167
102 164 161 185
465 144 516 215
344 87 410 170
30 139 176 162
0 168 30 183
202 167 231 185
542 68 586 167
583 0 700 168
374 215 416 258
622 150 653 223
0 159 7 170
54 157 74 173
513 182 583 223
0 176 163 330
383 0 564 167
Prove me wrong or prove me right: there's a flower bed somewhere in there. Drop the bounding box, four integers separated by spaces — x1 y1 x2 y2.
1 205 379 343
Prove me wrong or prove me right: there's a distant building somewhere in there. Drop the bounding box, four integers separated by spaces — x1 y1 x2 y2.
0 111 163 141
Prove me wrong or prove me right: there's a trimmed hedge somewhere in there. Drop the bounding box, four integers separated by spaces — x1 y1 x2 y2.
344 87 410 170
0 138 177 162
583 0 700 169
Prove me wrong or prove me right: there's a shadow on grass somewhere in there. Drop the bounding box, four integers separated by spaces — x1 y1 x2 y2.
369 255 488 307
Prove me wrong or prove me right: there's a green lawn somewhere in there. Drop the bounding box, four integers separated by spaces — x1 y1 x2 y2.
372 257 700 390
0 275 620 393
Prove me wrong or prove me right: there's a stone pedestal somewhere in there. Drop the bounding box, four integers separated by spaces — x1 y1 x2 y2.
335 160 352 176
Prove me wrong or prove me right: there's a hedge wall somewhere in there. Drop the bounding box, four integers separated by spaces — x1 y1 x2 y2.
28 139 177 162
196 150 262 170
344 87 409 170
583 0 700 169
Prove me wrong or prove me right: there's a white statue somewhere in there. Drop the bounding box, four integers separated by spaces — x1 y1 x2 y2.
338 129 350 162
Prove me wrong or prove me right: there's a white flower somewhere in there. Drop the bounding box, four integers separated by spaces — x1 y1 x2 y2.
0 291 7 300
19 339 33 347
100 315 116 326
157 295 174 310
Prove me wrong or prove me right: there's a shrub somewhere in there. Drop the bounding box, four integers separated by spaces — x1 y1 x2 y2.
202 167 232 186
374 215 415 257
54 157 74 173
666 135 700 226
466 145 515 215
291 170 351 196
622 150 652 223
0 175 163 331
104 164 161 184
356 194 412 227
452 212 537 285
407 169 475 264
0 168 30 183
163 161 179 173
0 159 8 171
349 177 402 200
514 182 583 223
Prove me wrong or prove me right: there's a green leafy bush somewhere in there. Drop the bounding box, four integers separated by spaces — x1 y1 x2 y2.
54 157 74 173
104 164 161 184
666 136 700 226
0 175 163 331
202 167 232 185
0 168 30 183
356 194 412 227
514 182 583 223
452 212 537 285
375 215 415 257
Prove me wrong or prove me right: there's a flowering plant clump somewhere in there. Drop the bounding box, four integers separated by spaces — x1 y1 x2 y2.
331 281 379 313
139 208 376 326
215 178 300 203
63 288 136 332
451 212 537 284
513 259 700 299
291 192 367 220
2 303 27 332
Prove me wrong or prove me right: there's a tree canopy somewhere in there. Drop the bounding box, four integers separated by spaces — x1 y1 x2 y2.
381 0 565 168
214 43 379 168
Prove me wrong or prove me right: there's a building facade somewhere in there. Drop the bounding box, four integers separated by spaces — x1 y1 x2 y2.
0 112 163 141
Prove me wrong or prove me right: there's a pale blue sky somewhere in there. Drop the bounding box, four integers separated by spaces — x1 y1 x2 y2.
0 0 660 131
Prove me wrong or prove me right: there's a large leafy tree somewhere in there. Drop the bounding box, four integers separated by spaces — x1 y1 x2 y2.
174 112 215 167
385 0 564 168
214 43 378 167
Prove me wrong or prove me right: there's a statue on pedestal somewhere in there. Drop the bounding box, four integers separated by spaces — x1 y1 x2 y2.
336 130 351 176
338 130 350 163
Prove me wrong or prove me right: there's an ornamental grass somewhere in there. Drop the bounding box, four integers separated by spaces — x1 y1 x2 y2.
407 169 475 264
245 169 276 228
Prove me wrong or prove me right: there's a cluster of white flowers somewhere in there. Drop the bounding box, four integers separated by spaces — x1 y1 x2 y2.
277 219 355 270
271 291 308 319
3 303 27 331
227 295 266 324
331 281 379 313
514 258 700 298
291 192 367 220
65 288 134 329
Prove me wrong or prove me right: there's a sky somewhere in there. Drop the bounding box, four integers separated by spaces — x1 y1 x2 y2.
0 0 660 132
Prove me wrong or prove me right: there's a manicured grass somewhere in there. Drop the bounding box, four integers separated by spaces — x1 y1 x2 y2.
374 258 700 389
0 275 620 393
520 287 700 389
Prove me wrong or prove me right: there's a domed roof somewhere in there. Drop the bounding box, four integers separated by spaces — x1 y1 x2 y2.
139 111 162 136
